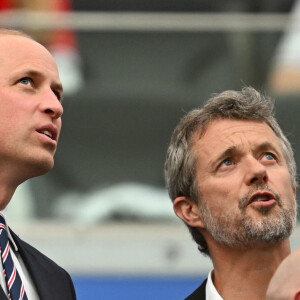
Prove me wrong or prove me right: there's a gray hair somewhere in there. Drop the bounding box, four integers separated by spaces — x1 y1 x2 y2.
164 87 297 256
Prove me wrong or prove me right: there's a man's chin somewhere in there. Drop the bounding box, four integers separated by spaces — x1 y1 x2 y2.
207 209 295 248
241 213 295 245
246 201 279 216
25 156 55 178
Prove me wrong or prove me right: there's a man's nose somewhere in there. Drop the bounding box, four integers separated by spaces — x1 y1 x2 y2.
39 90 63 119
244 156 268 185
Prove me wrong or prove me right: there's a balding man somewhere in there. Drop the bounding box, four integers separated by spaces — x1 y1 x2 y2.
0 28 76 300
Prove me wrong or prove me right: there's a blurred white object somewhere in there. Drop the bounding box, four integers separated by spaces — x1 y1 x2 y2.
268 0 300 94
54 182 176 223
273 0 300 67
52 49 84 96
6 182 34 223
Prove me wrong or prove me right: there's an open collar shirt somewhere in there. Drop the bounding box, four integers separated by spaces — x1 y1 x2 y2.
206 270 223 300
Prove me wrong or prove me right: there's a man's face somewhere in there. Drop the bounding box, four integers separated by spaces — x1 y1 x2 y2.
0 35 63 179
193 119 297 248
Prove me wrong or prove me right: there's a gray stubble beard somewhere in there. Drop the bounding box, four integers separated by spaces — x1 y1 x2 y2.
199 186 297 248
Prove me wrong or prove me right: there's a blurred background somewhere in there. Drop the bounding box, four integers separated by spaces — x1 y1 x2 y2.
2 0 300 299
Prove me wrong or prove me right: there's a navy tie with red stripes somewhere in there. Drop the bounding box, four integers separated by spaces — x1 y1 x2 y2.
0 215 27 300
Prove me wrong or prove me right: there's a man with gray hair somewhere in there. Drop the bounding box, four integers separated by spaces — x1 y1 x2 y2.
164 87 297 299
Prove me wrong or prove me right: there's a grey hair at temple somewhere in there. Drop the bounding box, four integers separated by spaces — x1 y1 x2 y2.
164 87 297 255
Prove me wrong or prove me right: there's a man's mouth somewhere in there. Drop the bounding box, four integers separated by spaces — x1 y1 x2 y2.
36 125 58 142
251 194 272 202
40 130 53 139
248 192 277 207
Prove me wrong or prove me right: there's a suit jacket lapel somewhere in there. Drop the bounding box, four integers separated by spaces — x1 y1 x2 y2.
8 229 75 300
185 279 207 300
9 230 44 299
0 286 7 300
9 230 54 300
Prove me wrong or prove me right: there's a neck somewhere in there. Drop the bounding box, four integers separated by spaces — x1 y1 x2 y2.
209 240 291 300
0 167 25 210
0 183 17 210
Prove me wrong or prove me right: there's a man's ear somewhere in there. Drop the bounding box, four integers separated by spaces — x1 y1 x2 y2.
173 196 205 229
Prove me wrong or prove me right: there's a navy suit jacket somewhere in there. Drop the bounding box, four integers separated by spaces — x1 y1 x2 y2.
185 279 207 300
0 229 76 300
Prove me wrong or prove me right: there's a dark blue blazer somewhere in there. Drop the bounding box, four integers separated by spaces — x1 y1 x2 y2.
0 229 76 300
185 279 207 300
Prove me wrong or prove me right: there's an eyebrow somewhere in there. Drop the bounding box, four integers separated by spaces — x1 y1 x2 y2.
27 70 63 90
213 146 238 165
255 142 277 152
13 69 63 100
211 141 280 168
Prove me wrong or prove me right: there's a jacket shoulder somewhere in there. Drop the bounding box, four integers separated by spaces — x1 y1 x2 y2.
11 229 65 272
185 279 207 300
10 229 76 300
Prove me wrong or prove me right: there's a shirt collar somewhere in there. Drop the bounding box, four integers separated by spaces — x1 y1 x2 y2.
0 211 18 252
206 270 223 300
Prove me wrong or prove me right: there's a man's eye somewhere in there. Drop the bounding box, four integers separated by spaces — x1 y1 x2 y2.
221 158 233 167
264 153 276 161
18 77 32 86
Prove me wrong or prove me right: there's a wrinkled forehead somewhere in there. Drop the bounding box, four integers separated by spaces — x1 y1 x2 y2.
192 117 278 143
190 119 284 160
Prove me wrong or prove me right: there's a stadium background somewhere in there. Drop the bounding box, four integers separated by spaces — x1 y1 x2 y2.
1 0 300 299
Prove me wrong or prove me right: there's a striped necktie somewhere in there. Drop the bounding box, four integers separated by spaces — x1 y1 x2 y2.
0 215 28 300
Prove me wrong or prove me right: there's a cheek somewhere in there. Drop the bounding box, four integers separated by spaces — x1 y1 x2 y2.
0 93 30 122
272 169 295 199
199 178 235 209
0 113 19 136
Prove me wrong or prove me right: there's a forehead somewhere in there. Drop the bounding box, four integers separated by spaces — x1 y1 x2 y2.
192 119 281 156
0 34 59 77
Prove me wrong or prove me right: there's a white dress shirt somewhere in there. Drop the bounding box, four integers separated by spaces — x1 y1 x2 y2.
0 212 39 300
206 270 223 300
